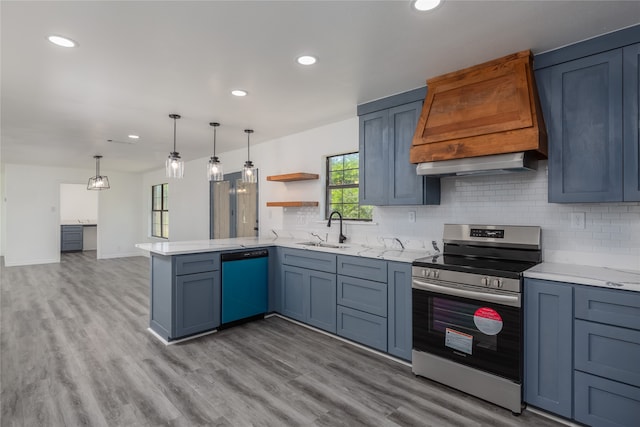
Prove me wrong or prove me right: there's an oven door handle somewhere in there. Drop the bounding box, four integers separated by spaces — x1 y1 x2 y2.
412 279 521 308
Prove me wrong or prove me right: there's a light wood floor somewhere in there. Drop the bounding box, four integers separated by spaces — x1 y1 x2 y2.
1 251 563 426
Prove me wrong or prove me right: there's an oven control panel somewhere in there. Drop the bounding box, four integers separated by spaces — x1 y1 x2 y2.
470 228 504 239
412 267 521 293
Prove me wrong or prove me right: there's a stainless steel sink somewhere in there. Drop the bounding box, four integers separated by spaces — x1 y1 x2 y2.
297 241 348 249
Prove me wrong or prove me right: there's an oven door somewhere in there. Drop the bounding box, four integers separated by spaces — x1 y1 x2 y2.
412 278 522 383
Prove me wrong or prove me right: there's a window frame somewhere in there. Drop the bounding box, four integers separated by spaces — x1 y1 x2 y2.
325 152 372 221
151 183 169 239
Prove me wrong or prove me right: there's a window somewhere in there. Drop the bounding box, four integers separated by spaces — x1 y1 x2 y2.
152 183 169 238
326 152 372 220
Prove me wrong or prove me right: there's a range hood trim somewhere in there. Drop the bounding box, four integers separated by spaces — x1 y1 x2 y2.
416 152 537 177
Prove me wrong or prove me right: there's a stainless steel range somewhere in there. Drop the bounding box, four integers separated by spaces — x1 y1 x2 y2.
412 224 542 414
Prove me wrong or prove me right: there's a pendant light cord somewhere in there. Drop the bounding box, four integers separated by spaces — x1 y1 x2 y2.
173 117 177 153
96 157 100 176
247 132 250 162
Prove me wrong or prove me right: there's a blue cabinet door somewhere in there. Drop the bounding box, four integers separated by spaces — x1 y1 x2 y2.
281 265 306 323
306 270 337 333
546 49 623 202
524 278 574 418
175 270 220 338
359 109 388 205
337 305 387 352
624 43 640 201
387 262 412 361
574 371 640 427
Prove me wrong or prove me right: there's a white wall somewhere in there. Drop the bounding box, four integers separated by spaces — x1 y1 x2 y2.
60 183 98 221
3 164 143 266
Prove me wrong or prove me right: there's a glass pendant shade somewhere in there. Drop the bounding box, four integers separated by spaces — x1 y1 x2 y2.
166 114 184 178
242 129 257 183
87 155 110 190
207 122 224 181
242 160 257 183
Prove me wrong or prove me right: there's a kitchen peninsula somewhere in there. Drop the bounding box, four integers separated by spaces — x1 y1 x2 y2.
136 237 429 361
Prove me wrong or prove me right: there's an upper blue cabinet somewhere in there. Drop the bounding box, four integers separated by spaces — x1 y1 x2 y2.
358 88 440 206
535 25 640 203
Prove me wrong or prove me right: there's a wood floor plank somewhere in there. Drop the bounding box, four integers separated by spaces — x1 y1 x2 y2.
1 251 564 427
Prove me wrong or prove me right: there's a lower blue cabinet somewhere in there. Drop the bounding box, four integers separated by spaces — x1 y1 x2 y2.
281 264 336 333
574 371 640 427
175 271 220 338
337 305 387 352
387 262 412 361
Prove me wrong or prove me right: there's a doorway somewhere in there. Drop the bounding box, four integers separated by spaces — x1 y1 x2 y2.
210 171 259 239
59 183 98 256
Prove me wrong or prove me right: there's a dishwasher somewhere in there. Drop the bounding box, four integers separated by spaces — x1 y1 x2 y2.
220 249 269 326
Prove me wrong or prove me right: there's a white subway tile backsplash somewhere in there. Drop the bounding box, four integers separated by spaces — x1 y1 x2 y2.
278 161 639 270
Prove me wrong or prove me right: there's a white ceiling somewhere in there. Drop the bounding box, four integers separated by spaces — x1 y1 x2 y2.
2 1 639 173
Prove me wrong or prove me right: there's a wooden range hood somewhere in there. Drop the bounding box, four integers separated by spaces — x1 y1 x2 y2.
410 50 547 167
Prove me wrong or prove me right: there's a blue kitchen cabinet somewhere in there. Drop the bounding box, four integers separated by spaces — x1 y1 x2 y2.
336 255 388 352
358 89 440 206
61 225 83 252
280 248 337 333
524 278 574 418
150 252 221 341
175 270 220 338
535 32 640 203
624 43 640 201
387 262 412 361
525 277 640 426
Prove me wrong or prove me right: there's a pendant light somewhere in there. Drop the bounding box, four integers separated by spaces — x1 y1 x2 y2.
242 129 257 183
207 122 224 181
166 114 184 178
87 155 110 190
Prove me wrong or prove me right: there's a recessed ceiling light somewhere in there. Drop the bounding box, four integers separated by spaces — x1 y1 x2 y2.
412 0 443 12
128 134 140 139
231 89 248 97
297 55 317 66
47 35 77 48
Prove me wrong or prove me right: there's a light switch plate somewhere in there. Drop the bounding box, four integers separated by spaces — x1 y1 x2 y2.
408 211 416 223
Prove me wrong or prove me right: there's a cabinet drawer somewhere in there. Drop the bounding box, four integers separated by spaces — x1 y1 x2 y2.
337 275 387 317
575 319 640 388
61 225 83 233
337 255 387 282
281 248 336 273
574 371 640 427
61 241 82 252
575 286 640 330
337 305 387 352
62 231 83 242
175 253 220 275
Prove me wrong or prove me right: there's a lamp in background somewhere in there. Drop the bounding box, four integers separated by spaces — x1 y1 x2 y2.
87 155 110 190
207 122 224 181
242 129 257 183
166 113 184 178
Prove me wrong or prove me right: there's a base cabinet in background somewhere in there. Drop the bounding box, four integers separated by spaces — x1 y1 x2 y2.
61 225 83 252
524 278 640 426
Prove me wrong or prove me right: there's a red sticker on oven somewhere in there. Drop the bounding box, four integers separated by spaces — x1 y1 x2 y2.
473 307 503 335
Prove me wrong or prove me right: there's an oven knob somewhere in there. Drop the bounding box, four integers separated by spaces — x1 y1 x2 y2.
422 269 427 277
433 270 439 279
481 277 489 286
493 279 503 288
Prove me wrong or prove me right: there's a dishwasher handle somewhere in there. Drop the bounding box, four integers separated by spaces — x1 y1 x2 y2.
221 249 269 262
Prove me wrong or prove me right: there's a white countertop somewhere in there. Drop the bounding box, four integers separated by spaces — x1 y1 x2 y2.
524 262 640 293
135 237 434 264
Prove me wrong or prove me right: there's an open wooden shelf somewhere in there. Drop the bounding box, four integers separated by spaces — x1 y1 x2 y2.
266 201 319 207
266 173 319 182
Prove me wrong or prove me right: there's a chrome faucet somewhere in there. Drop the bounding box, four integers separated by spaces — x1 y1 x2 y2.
327 211 347 244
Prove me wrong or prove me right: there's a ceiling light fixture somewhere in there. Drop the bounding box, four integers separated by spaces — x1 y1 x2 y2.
231 89 248 97
166 114 184 179
207 122 224 182
128 134 140 139
297 55 317 65
412 0 443 12
47 35 77 48
87 155 110 190
242 129 257 183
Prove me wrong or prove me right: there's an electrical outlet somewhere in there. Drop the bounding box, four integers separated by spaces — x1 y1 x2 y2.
570 212 585 229
408 211 416 223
